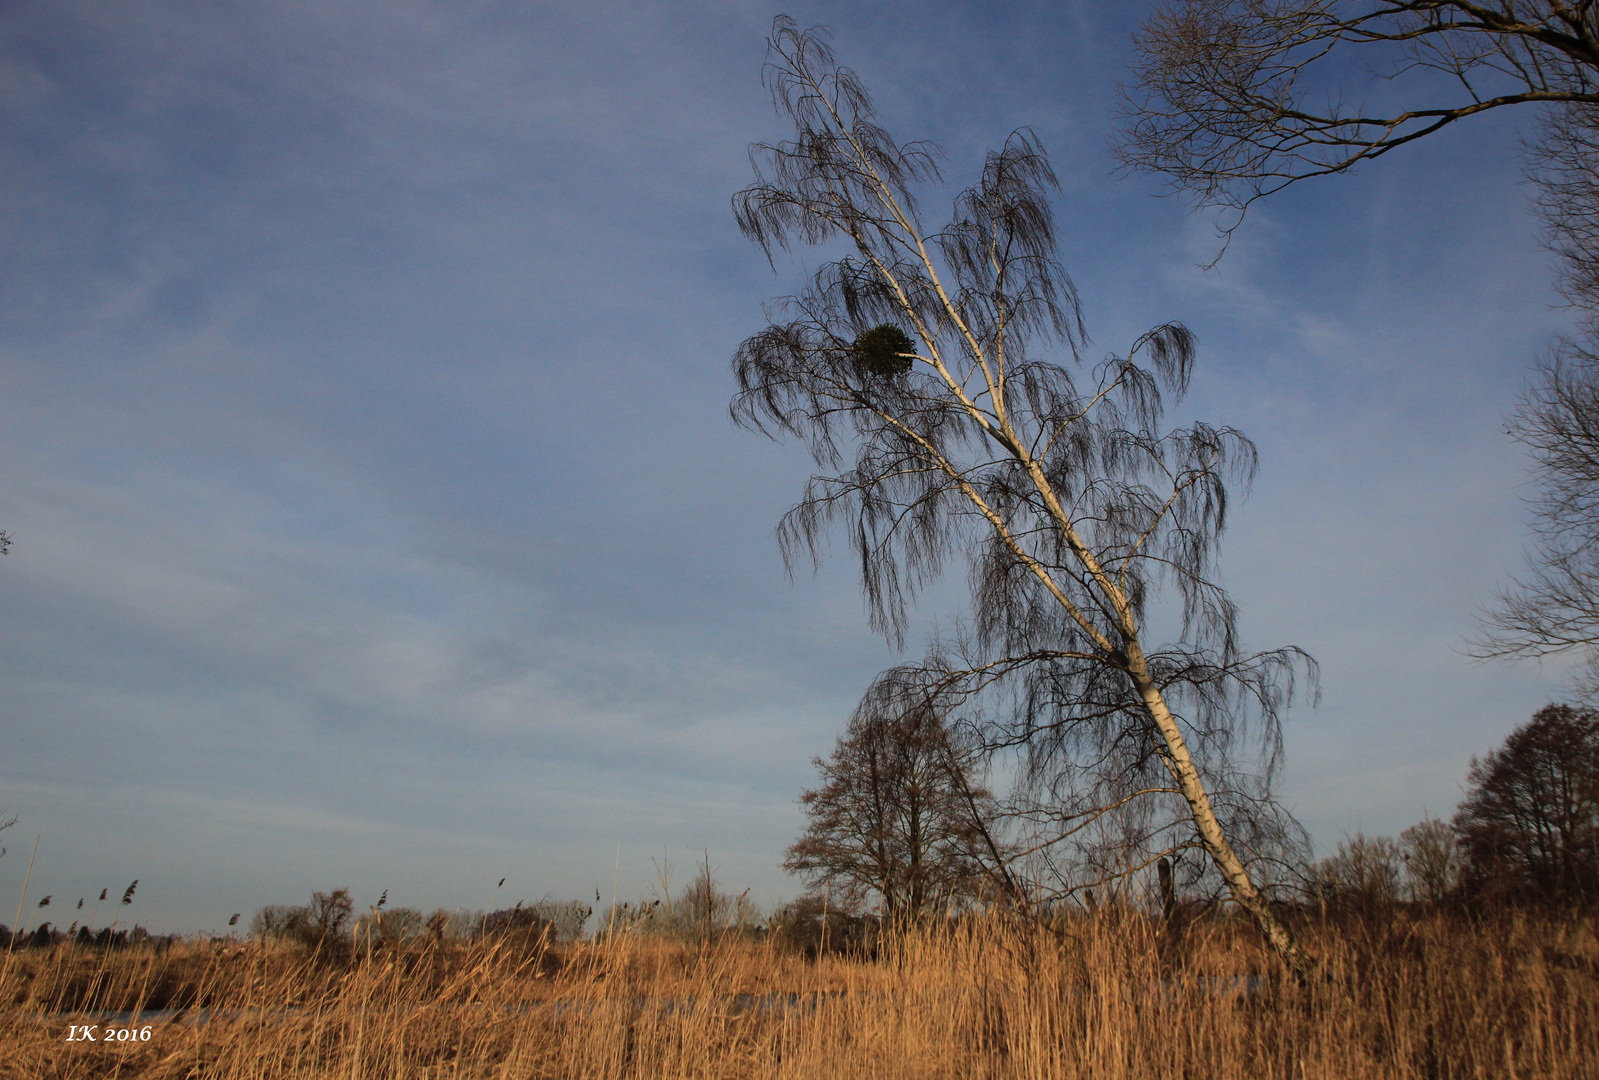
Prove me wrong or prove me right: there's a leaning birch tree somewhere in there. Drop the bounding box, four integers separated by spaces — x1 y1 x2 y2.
732 19 1315 972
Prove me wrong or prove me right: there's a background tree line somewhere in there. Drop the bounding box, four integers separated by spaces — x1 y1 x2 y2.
787 699 1599 916
1308 704 1599 911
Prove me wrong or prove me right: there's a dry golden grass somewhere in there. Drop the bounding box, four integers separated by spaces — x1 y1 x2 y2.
2 908 1597 1079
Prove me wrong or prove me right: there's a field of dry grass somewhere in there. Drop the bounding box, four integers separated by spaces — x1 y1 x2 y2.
3 907 1597 1079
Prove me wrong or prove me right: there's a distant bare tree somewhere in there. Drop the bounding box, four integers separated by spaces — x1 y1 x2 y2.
602 859 756 942
678 854 760 942
1399 816 1464 902
307 888 353 944
356 906 425 945
1308 822 1463 908
1454 703 1599 903
253 888 355 949
1307 832 1402 913
734 18 1316 972
785 701 1012 918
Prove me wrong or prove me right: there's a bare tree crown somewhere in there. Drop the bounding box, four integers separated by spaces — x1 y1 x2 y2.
1454 703 1599 901
1119 2 1599 237
785 705 1010 917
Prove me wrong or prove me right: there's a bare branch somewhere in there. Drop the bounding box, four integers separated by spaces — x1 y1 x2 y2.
1117 1 1599 237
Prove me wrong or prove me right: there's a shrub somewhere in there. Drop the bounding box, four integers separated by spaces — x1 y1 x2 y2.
353 907 424 945
769 893 879 957
1307 833 1402 914
250 888 355 949
851 324 915 378
1399 817 1463 904
480 907 553 952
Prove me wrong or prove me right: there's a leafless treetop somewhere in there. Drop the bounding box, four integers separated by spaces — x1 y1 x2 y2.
1118 2 1599 238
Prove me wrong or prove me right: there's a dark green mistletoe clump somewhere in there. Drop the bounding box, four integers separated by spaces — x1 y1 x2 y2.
851 324 915 378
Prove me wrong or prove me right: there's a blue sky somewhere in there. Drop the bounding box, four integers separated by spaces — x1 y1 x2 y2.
0 0 1571 932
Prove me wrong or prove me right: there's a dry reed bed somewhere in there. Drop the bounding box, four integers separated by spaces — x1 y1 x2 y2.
2 910 1596 1079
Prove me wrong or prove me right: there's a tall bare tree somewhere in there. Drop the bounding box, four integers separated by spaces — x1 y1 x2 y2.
734 18 1315 972
785 701 1010 918
1454 702 1599 902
